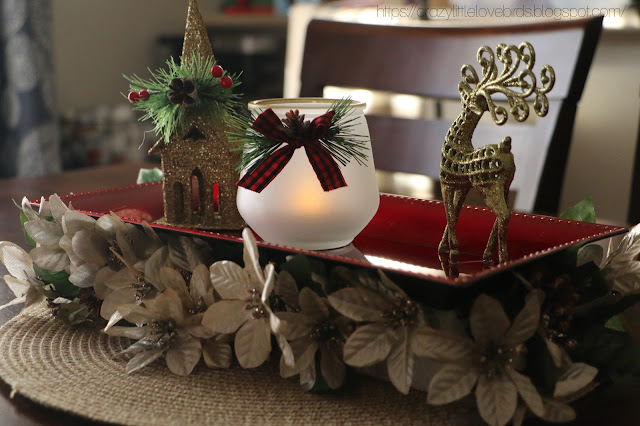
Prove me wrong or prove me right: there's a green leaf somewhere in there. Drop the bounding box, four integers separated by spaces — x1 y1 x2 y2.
33 264 79 298
136 167 163 184
572 326 640 384
605 315 625 332
19 209 37 247
560 197 596 223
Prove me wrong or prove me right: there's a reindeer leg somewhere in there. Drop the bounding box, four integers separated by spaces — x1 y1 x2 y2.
498 183 511 263
438 184 453 255
484 219 499 265
440 185 468 264
480 184 510 264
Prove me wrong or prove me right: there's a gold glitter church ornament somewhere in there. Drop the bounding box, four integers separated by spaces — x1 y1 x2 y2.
438 42 555 267
126 0 244 230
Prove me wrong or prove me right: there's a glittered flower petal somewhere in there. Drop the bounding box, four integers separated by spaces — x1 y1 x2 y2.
58 234 81 269
276 312 313 340
289 338 317 373
343 322 393 367
476 373 518 426
328 287 392 322
554 362 598 398
30 247 69 273
148 288 185 324
0 242 35 281
20 197 39 222
202 339 232 369
410 326 475 361
62 210 96 235
235 318 271 369
145 246 169 290
507 369 544 417
470 294 510 345
72 230 109 265
190 263 214 306
24 219 63 246
427 363 478 405
100 287 136 321
106 325 149 340
299 362 317 391
320 344 346 390
386 327 414 395
158 266 189 299
540 398 576 423
95 213 122 239
299 287 329 321
126 348 165 374
69 263 99 288
3 275 30 298
202 299 251 334
117 304 156 325
242 228 263 283
261 263 275 302
166 334 202 376
502 289 542 347
275 270 299 309
209 260 251 300
46 194 69 224
168 235 202 272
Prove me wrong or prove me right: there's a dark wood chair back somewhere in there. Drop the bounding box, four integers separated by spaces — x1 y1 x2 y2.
628 113 640 225
300 18 603 214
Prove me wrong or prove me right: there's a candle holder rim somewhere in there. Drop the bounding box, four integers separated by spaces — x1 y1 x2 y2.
247 97 366 110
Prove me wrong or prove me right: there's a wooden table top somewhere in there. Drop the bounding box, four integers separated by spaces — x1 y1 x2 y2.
0 163 638 425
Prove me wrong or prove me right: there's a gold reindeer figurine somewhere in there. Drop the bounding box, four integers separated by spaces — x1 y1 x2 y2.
438 42 555 268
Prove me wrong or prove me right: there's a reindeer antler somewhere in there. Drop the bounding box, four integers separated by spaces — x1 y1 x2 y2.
458 42 555 125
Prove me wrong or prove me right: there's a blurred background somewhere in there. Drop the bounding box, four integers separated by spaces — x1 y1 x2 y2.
1 0 638 225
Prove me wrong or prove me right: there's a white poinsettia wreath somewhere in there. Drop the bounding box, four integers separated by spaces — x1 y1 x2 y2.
2 195 640 426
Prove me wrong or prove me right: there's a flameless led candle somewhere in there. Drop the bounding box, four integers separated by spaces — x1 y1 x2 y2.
236 98 380 250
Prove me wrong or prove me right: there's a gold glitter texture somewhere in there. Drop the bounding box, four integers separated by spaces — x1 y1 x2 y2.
438 42 555 272
149 0 244 230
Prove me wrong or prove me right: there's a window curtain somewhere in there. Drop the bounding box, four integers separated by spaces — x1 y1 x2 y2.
0 0 60 178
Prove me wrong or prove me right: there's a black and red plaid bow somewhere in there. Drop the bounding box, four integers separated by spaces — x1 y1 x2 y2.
237 108 347 193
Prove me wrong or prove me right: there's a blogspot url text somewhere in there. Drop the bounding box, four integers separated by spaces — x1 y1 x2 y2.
376 5 628 20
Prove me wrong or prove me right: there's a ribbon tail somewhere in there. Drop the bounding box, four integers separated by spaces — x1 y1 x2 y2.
304 142 347 191
237 146 296 193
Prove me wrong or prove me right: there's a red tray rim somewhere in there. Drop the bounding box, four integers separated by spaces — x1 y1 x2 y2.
36 180 627 287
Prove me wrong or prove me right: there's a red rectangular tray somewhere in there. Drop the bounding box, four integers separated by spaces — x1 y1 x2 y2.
46 181 625 306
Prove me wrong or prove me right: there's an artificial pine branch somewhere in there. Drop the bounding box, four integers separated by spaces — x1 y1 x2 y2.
124 53 242 143
228 98 369 174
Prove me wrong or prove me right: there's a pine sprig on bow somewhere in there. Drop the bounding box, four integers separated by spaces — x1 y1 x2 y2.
227 98 369 174
124 53 242 143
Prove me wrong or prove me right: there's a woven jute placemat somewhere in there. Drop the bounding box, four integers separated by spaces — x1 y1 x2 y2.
0 309 480 425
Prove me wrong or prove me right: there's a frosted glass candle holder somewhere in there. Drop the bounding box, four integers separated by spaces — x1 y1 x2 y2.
236 98 380 250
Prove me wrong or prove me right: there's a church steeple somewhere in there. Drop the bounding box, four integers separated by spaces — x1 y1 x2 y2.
181 0 214 67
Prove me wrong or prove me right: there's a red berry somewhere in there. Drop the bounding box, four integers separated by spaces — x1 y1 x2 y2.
220 76 233 89
128 91 140 102
138 89 150 100
211 65 224 78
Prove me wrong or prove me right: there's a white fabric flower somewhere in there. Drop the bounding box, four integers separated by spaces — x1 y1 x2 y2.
412 290 545 426
328 271 425 394
106 288 202 376
0 241 48 310
202 228 292 369
278 285 348 390
602 225 640 294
